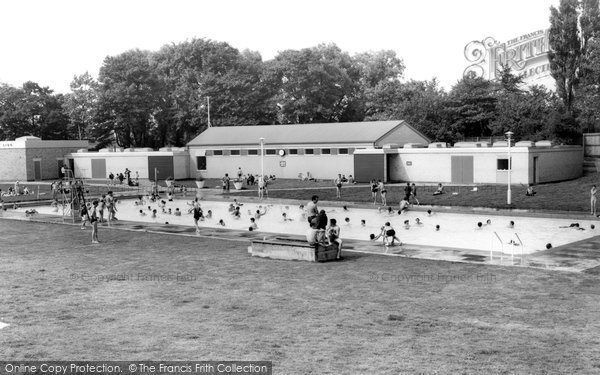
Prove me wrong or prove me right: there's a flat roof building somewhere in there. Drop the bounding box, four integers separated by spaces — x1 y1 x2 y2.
0 136 89 181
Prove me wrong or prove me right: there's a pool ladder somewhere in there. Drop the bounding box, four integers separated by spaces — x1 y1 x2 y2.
491 232 524 265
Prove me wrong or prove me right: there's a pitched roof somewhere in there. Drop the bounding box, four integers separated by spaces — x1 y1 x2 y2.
187 120 410 146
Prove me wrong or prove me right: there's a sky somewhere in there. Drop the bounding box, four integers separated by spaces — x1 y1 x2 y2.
0 0 559 93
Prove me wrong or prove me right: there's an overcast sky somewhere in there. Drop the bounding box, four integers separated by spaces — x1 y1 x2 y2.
0 0 559 93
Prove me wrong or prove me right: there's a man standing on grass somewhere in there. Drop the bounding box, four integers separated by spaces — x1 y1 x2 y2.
403 182 412 202
334 174 343 198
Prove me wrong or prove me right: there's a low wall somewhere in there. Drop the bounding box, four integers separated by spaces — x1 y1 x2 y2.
249 238 339 262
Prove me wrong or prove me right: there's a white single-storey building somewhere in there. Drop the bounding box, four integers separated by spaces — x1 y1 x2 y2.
66 147 189 181
354 141 583 184
51 120 582 186
186 120 430 180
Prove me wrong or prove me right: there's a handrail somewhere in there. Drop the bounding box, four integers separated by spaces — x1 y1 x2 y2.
514 233 524 265
491 232 503 262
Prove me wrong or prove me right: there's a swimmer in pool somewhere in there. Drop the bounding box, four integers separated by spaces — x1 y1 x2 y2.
139 209 146 216
559 223 585 230
344 217 350 225
508 220 515 229
361 219 366 227
403 220 410 229
218 219 226 226
435 225 440 231
255 206 267 219
249 217 258 230
414 218 423 226
282 212 293 222
476 222 483 229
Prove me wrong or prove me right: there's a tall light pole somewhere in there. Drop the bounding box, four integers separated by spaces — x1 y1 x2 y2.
506 131 513 205
259 137 265 179
207 97 212 127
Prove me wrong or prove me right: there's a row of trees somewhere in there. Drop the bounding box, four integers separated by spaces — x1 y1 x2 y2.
0 0 598 148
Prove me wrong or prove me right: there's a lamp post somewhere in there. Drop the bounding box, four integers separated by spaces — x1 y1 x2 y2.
259 137 265 180
506 131 513 205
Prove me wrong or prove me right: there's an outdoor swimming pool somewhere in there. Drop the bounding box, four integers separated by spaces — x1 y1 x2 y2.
21 197 600 254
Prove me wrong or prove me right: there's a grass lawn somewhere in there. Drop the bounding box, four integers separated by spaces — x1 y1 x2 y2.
1 220 600 373
230 173 600 213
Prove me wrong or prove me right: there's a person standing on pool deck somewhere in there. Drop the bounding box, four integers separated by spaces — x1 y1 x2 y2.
592 185 597 216
306 195 319 224
379 180 387 206
258 175 266 199
90 201 99 244
334 174 343 198
193 204 204 232
371 180 379 204
411 183 420 205
222 173 231 192
403 182 412 202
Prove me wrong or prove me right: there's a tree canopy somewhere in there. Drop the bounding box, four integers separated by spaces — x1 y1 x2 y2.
1 7 600 148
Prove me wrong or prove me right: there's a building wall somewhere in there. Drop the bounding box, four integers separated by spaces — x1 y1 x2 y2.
531 148 582 183
25 147 83 181
70 152 187 180
188 143 372 179
199 154 355 180
0 149 27 181
373 146 582 184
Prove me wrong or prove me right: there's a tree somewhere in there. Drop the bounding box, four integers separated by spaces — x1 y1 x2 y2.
577 39 600 132
96 49 165 148
152 39 277 146
0 82 70 140
445 77 498 140
549 0 580 115
63 72 99 140
364 79 448 141
266 44 362 124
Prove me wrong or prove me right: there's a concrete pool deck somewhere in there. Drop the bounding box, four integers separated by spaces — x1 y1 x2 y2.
2 193 600 273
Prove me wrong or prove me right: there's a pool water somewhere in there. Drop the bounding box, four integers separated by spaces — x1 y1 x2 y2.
22 197 600 254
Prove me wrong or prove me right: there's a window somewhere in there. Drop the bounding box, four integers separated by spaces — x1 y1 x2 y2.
338 148 349 154
289 149 298 155
248 149 258 155
321 148 331 154
497 159 509 170
213 150 223 156
230 150 240 155
305 149 314 154
196 156 206 170
266 149 277 155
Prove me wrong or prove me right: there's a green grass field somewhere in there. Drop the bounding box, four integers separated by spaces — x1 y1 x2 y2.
1 220 600 373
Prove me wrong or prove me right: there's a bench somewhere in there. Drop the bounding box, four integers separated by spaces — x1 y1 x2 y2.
249 238 339 262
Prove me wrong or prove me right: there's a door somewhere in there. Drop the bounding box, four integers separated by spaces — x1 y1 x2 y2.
148 156 174 181
91 159 107 179
451 156 474 184
34 160 42 180
533 156 538 184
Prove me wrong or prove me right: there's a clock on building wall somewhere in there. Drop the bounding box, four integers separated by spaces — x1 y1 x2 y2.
278 149 286 157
